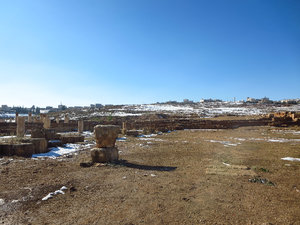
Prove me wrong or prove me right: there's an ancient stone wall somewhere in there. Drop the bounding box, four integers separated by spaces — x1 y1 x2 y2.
0 122 44 136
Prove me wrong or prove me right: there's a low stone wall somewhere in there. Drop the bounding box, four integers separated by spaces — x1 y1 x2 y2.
0 138 48 157
0 122 43 136
0 143 34 157
49 117 272 133
60 135 84 145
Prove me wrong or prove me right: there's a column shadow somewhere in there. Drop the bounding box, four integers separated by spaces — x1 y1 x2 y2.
114 160 177 171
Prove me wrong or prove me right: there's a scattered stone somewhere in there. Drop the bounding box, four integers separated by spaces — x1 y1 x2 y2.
70 186 77 192
249 177 275 186
0 199 5 205
80 162 94 167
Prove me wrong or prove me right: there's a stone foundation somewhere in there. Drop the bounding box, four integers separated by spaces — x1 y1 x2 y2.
0 143 34 157
91 147 119 163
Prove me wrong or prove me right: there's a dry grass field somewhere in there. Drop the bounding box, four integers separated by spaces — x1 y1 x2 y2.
1 126 300 224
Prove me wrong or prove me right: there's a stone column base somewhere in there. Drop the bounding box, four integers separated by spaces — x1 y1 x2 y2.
91 147 119 163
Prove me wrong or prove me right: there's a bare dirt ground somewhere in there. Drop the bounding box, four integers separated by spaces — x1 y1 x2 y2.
1 126 300 225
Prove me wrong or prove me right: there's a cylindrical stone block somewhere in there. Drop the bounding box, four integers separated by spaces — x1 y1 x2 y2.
91 147 119 163
17 116 25 137
64 115 69 123
15 112 19 122
94 125 120 148
78 120 84 133
43 116 51 129
28 112 32 122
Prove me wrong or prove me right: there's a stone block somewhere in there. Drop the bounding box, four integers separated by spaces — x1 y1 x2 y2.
17 117 25 137
31 129 45 138
43 116 51 129
64 115 69 123
78 120 84 133
44 129 58 140
91 147 119 163
28 112 32 122
0 143 34 157
60 135 84 144
126 130 139 137
30 138 48 154
94 125 120 148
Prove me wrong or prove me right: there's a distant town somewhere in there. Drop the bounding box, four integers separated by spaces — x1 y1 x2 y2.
0 97 299 115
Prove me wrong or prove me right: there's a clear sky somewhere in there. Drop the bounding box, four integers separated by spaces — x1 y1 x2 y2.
0 0 299 107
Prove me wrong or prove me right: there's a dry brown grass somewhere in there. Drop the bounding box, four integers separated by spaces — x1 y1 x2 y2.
1 126 300 224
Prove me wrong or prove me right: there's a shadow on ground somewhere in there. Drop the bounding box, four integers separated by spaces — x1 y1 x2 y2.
114 160 177 171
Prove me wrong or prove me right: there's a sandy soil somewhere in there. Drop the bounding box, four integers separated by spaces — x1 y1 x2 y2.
1 126 300 225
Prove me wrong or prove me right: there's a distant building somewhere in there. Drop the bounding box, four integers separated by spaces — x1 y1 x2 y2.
200 99 222 103
1 105 9 110
281 99 297 104
95 104 103 108
259 97 272 104
183 99 193 104
166 101 178 104
246 97 259 103
58 104 67 110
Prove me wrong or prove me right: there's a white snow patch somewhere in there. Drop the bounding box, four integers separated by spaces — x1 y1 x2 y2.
32 143 90 158
138 134 157 138
42 186 68 201
0 135 16 139
117 137 127 141
82 131 93 137
281 157 300 162
138 138 163 141
234 138 246 141
90 111 142 117
207 140 240 147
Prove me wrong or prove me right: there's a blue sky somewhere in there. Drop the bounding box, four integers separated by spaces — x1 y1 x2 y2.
0 0 299 107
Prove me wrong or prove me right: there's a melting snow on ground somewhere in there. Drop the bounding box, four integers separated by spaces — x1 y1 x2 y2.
32 143 93 158
281 157 300 162
271 130 300 135
42 186 68 201
117 137 127 141
138 138 163 141
207 140 241 147
231 137 300 143
138 134 157 138
118 103 300 116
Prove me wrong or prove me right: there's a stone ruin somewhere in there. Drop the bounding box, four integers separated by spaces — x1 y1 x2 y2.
267 111 300 126
16 116 25 137
64 114 69 123
91 125 120 163
28 112 32 123
78 120 84 134
0 113 85 157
